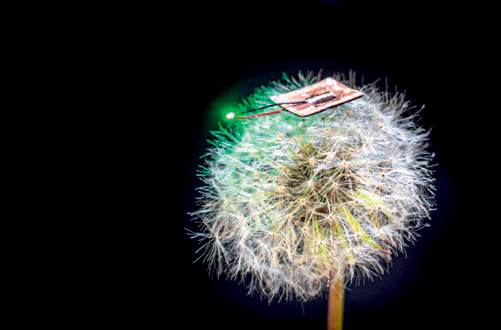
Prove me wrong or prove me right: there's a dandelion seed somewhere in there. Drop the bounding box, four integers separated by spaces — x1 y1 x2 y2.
189 71 436 321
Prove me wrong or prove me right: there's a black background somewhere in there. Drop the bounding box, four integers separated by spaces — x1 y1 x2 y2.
14 1 491 328
166 1 484 329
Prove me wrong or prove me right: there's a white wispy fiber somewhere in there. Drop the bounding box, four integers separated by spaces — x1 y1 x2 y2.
189 71 435 302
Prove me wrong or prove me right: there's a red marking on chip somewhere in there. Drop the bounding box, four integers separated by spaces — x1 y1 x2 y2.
269 78 363 117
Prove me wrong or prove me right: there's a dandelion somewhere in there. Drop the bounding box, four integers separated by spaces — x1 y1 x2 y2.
189 71 435 329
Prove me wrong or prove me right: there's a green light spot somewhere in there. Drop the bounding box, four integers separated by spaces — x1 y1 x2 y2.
226 112 235 120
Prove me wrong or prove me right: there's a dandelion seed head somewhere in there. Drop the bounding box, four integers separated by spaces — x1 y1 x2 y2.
190 71 436 302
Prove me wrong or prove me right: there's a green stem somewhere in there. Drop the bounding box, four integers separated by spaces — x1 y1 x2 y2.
327 272 344 330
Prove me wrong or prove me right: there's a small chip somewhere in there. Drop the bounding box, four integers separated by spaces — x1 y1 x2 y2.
269 78 363 117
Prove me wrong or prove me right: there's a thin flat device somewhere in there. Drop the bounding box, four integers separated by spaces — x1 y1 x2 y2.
269 78 363 117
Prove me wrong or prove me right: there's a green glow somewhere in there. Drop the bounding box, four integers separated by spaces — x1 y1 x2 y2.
226 112 235 119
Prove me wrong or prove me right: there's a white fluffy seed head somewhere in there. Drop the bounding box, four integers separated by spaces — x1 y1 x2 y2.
189 71 436 302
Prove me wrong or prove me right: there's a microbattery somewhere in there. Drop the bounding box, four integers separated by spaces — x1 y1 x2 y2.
269 78 363 117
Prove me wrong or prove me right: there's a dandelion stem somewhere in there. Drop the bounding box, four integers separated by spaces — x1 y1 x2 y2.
327 272 344 330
